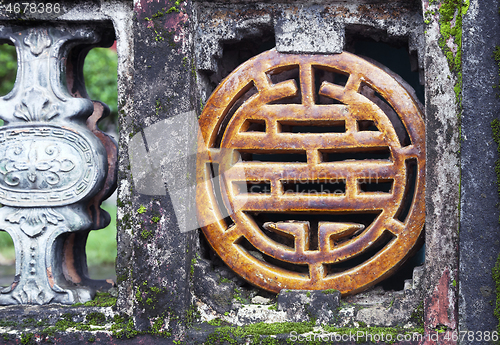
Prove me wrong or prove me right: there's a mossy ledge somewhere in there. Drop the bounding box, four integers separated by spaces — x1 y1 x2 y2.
0 299 424 344
196 323 424 345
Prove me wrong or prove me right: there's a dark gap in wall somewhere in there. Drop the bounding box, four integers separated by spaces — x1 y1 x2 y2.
267 66 302 104
198 230 213 261
396 159 418 223
345 34 424 104
309 222 319 251
239 150 308 163
279 120 346 133
236 236 310 276
234 181 271 194
203 34 276 96
282 180 346 195
214 82 257 148
324 230 395 276
377 244 425 291
358 179 393 193
208 163 235 229
320 147 392 162
357 120 379 132
313 66 348 104
241 119 266 133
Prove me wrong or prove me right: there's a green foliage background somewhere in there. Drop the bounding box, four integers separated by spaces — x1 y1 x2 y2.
0 44 16 97
83 47 118 126
0 44 118 122
0 44 118 267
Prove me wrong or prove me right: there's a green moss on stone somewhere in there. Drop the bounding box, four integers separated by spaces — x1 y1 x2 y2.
190 256 197 276
494 46 500 92
141 229 153 239
268 303 277 311
220 277 232 284
111 317 139 339
494 256 500 343
166 0 182 14
410 302 424 328
20 333 34 345
86 312 106 326
82 292 117 307
0 319 17 327
205 321 315 344
321 289 338 295
436 0 470 104
492 118 500 341
492 119 500 206
208 318 223 326
186 305 201 326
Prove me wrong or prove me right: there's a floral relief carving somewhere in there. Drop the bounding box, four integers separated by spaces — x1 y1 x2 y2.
0 142 75 189
14 88 60 122
6 208 64 237
13 279 50 305
23 29 52 56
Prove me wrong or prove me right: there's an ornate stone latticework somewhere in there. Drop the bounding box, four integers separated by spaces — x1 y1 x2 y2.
0 24 117 305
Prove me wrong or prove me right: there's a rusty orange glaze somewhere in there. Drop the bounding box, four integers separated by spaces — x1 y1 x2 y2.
197 49 425 296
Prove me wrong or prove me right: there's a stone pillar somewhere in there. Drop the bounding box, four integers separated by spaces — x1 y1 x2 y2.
460 0 500 338
421 0 462 342
116 0 198 333
0 23 116 305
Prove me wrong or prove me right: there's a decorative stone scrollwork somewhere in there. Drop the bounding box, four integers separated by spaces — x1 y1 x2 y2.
0 24 117 305
14 88 60 122
24 29 52 56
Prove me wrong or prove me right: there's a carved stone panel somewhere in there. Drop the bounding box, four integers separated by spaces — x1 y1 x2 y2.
0 24 116 305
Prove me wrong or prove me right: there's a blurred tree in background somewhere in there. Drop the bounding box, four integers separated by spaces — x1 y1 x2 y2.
83 47 118 131
0 44 118 122
0 44 16 97
0 44 118 268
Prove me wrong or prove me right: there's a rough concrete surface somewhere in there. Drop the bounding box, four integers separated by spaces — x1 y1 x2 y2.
277 290 341 323
460 0 500 339
0 0 480 343
274 6 345 54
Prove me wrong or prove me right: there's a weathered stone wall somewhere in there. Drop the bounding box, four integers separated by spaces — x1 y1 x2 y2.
0 0 498 344
461 0 500 341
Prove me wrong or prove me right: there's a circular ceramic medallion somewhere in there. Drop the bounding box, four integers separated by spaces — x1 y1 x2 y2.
197 49 425 295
